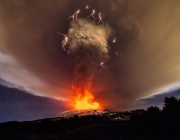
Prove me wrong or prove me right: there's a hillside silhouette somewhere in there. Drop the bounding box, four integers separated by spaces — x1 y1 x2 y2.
130 96 180 140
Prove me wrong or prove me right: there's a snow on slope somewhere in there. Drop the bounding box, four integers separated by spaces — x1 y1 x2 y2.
55 110 108 118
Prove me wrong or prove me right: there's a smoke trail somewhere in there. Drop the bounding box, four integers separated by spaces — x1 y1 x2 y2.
63 18 113 99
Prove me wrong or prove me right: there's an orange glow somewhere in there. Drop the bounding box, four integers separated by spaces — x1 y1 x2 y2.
72 83 101 110
75 90 100 110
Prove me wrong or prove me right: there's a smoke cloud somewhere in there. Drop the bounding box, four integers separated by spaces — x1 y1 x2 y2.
64 19 113 95
0 0 180 110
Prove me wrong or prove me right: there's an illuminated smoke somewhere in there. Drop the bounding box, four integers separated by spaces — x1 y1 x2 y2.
63 18 113 103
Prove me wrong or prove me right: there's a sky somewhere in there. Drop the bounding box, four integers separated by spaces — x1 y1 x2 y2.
1 0 180 122
0 84 68 122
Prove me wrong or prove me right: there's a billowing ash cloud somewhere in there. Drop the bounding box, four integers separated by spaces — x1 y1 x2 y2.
63 19 113 93
0 51 67 100
1 0 180 110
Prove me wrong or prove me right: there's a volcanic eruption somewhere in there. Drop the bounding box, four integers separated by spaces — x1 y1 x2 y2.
60 16 113 110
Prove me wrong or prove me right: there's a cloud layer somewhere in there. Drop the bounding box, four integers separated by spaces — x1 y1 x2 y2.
0 0 180 110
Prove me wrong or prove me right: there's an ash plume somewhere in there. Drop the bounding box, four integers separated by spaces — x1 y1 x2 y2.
64 18 113 94
1 0 180 110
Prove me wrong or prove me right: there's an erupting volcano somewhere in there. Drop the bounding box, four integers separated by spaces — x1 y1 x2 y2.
59 17 113 110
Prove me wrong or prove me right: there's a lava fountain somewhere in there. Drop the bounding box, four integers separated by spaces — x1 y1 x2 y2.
73 82 100 110
60 18 113 110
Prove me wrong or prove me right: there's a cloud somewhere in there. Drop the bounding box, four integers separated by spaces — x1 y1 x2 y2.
66 18 113 88
0 0 73 101
0 0 180 110
136 85 180 109
0 51 67 100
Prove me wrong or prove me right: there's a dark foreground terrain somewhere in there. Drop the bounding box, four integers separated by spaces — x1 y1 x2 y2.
0 96 180 140
0 120 129 140
0 110 132 140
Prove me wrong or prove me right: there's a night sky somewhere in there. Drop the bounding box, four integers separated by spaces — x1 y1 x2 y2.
1 0 180 122
0 84 68 123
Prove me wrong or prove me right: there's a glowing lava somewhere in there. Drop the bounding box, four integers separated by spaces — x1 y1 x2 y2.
75 90 100 110
73 83 100 110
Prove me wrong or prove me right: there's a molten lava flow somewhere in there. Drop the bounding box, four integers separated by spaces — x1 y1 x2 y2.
75 89 100 110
